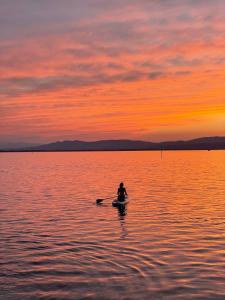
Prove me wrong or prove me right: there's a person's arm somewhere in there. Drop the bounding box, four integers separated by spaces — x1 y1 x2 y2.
125 188 128 195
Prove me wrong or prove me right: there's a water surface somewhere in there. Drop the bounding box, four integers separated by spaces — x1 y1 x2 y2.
1 151 225 300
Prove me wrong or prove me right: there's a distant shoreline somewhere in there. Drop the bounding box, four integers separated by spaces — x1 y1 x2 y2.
1 137 225 152
0 148 224 153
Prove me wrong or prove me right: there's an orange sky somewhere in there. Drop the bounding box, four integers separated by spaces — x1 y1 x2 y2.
0 0 225 147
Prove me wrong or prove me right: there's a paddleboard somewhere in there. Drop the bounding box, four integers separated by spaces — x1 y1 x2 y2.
112 198 129 207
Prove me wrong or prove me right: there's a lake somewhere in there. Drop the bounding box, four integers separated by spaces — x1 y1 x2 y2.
0 151 225 300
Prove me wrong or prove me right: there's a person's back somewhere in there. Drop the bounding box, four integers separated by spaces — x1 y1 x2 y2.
117 182 128 202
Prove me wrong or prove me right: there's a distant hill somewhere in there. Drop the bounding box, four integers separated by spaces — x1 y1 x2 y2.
1 136 225 152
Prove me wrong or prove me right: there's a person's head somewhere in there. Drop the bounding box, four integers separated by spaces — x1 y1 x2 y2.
120 182 124 188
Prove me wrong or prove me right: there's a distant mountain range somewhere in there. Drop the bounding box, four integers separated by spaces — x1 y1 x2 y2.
1 137 225 152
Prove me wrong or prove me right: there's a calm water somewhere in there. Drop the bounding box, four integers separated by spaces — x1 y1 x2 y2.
1 151 225 300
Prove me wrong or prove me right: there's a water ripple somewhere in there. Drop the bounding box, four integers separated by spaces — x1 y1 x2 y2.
1 151 225 299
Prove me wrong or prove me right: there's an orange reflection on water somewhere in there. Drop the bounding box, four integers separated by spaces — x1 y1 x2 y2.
0 150 225 299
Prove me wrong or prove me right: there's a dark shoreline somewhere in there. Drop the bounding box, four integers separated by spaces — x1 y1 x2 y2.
0 148 224 153
1 137 225 152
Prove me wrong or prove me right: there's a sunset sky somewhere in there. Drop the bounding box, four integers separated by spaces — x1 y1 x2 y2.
1 0 225 147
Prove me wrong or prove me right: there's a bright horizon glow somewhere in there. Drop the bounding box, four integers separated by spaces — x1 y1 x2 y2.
0 0 225 146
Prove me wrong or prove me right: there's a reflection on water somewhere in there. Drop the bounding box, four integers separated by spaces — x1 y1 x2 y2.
116 205 128 240
0 150 225 300
116 204 127 218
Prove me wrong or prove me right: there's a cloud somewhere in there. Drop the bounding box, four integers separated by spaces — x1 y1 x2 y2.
1 0 225 142
0 68 195 98
168 56 203 67
0 71 143 97
148 72 165 80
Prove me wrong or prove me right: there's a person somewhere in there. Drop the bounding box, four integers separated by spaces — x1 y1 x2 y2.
117 182 128 202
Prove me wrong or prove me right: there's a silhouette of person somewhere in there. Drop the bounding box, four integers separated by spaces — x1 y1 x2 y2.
117 182 128 202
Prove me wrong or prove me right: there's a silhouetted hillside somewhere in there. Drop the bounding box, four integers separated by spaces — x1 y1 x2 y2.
1 136 225 152
23 140 155 151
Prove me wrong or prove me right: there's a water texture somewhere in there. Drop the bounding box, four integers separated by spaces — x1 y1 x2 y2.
0 151 225 300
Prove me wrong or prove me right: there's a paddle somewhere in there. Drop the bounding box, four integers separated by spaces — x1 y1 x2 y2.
96 196 115 204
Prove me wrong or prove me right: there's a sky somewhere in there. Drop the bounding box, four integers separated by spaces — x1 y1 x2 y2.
1 0 225 146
